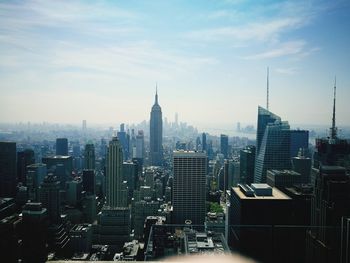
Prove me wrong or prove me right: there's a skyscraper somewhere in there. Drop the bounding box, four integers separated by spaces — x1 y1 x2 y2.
117 124 129 161
254 120 291 183
17 149 35 185
240 145 256 185
202 133 207 152
150 89 163 166
172 151 207 225
56 138 68 156
84 143 95 170
0 142 17 197
290 130 309 158
106 137 124 208
256 106 281 155
39 174 61 224
135 130 145 160
220 134 229 159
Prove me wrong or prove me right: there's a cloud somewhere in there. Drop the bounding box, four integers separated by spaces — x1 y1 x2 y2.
185 17 306 43
275 67 299 75
244 40 306 59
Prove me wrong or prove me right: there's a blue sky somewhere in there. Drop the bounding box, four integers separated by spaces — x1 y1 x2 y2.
0 0 349 130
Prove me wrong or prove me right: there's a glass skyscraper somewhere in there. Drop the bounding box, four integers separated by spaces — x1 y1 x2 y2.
254 120 291 183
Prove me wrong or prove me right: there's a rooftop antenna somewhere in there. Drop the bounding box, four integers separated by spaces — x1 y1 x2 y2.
330 76 337 139
266 67 270 110
155 82 158 104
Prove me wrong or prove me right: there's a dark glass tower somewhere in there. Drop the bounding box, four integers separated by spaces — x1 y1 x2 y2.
0 142 17 197
220 134 229 158
150 89 163 166
56 138 68 156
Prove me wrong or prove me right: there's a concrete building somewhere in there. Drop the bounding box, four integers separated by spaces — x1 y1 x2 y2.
228 184 295 262
173 151 207 225
266 169 301 188
106 137 124 208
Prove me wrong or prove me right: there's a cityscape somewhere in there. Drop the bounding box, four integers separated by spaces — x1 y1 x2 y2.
1 1 350 263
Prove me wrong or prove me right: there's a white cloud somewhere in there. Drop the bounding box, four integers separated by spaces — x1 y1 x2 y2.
244 40 306 59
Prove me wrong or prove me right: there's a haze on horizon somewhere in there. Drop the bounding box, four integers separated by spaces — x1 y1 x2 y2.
1 0 350 129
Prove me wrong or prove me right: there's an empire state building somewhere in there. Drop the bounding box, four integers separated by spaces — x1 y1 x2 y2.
150 88 163 166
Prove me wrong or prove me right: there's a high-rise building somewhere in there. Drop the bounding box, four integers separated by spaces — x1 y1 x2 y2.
135 130 145 160
17 149 35 185
27 163 47 201
39 174 61 224
106 137 124 208
56 138 68 156
0 142 17 197
290 130 309 158
220 134 229 159
84 143 95 170
22 202 48 263
306 82 350 263
255 106 281 155
240 145 256 185
42 155 73 188
172 151 207 225
82 169 95 195
254 120 291 183
292 154 312 184
202 133 207 152
117 124 129 161
228 184 294 263
150 89 163 166
306 166 350 263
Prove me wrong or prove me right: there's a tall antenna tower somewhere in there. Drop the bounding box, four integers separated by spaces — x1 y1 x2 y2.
266 67 269 110
330 76 337 139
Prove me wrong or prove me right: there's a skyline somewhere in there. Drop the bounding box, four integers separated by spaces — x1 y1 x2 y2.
1 0 350 129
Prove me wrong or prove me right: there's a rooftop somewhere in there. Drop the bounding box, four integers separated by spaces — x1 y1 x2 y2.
233 186 291 200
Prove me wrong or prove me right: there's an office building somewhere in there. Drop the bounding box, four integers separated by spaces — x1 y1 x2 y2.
220 134 229 159
266 169 301 188
255 106 281 155
39 174 61 224
173 151 207 225
106 137 124 208
202 133 207 152
27 163 47 201
84 143 95 170
42 155 73 187
292 154 312 184
0 142 17 197
228 184 295 262
290 129 309 157
254 120 291 183
135 130 145 160
240 145 256 185
69 224 93 253
117 123 129 161
22 202 48 263
150 89 163 166
82 169 95 195
66 177 82 206
56 138 68 156
17 149 35 185
306 166 350 263
134 200 160 240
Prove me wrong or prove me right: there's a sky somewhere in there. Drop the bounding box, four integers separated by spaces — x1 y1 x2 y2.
0 0 350 131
